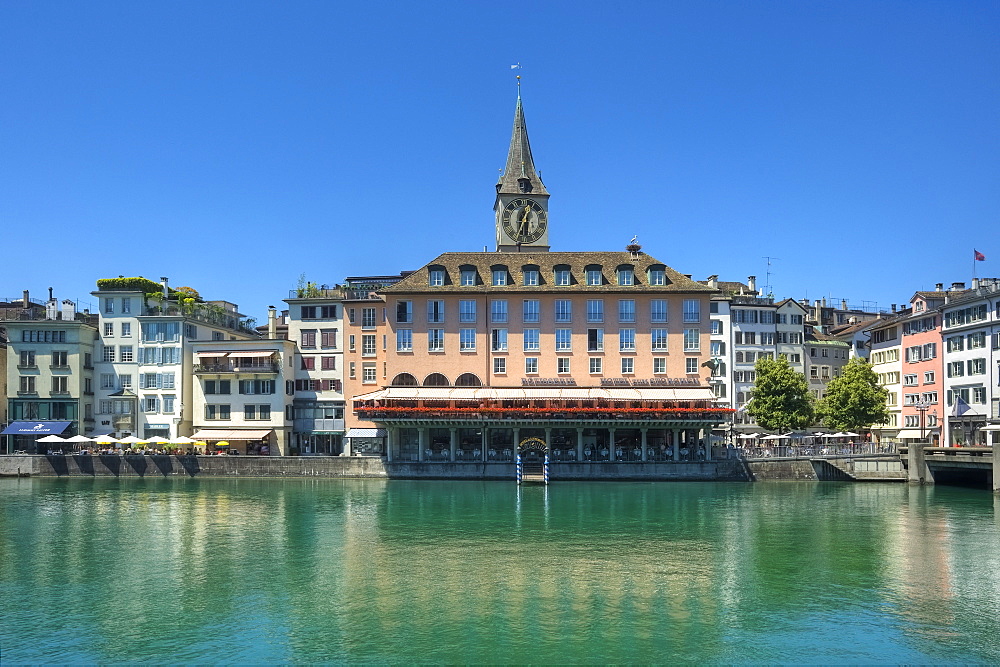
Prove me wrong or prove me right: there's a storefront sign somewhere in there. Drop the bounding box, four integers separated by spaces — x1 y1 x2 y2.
600 378 701 387
521 378 578 386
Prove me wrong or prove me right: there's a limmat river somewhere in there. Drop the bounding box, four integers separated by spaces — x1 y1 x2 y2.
1 478 998 664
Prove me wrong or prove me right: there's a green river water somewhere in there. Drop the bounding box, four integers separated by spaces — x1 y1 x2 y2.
1 478 998 664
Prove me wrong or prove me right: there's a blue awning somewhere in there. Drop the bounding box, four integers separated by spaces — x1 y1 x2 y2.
1 421 72 435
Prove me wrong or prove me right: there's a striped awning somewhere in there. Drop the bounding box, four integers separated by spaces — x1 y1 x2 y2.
195 351 231 358
190 429 273 440
346 428 387 438
229 350 278 358
352 386 717 402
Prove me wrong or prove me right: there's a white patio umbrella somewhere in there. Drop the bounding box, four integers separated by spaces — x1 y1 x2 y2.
65 435 93 443
37 435 67 443
170 436 197 445
91 435 120 445
118 435 145 444
737 434 759 440
145 437 171 445
842 432 860 437
760 434 784 440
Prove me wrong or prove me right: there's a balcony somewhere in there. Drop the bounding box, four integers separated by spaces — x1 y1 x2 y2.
288 287 343 300
194 362 280 374
294 418 345 433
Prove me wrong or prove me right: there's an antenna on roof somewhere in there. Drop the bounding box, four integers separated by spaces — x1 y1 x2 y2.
762 256 779 297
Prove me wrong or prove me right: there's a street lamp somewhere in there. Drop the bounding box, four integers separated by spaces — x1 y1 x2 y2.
913 399 932 442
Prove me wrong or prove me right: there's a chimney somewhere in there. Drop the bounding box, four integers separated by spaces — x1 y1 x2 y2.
951 282 965 291
822 297 827 308
971 277 980 290
707 274 718 289
891 304 897 313
747 276 757 294
841 299 848 311
22 289 30 308
45 295 58 320
160 276 169 299
61 299 76 321
267 306 277 339
935 283 943 291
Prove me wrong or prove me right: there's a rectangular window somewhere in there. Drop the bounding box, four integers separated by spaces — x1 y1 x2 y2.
686 358 699 374
51 376 68 393
349 362 355 379
321 356 336 370
618 299 635 323
557 357 570 374
522 300 540 323
494 357 506 374
683 299 701 323
104 298 114 314
205 404 231 420
683 329 700 351
586 269 602 286
973 387 986 403
968 358 986 375
491 299 508 323
492 269 507 286
143 396 159 413
460 328 477 352
651 300 668 323
396 329 413 352
617 268 633 286
589 357 603 374
648 269 665 285
924 371 935 384
320 329 337 348
460 269 476 286
19 350 36 367
621 358 634 374
162 395 175 413
429 269 444 286
947 361 964 378
101 373 116 389
555 329 572 352
523 329 540 351
361 334 376 356
555 269 571 286
491 329 508 352
396 301 413 323
587 328 604 352
121 297 131 314
361 307 376 328
103 346 115 363
348 335 355 352
104 322 114 337
428 329 444 352
555 300 572 323
301 356 315 370
120 346 134 362
587 300 604 323
362 365 377 383
301 330 317 348
653 357 666 374
19 376 36 393
619 328 635 352
523 269 539 286
121 322 131 337
459 300 477 323
427 300 445 323
525 357 538 374
651 329 669 351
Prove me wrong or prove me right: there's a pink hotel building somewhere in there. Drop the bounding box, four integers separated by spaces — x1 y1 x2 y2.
339 93 732 464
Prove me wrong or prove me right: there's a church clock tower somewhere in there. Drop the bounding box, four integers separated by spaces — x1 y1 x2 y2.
495 92 550 252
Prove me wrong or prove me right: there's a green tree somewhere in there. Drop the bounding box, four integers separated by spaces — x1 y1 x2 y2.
747 355 814 432
815 357 889 433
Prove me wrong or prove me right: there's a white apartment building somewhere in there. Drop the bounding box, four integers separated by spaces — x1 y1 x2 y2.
284 286 346 455
189 337 296 455
940 278 1000 445
91 279 258 441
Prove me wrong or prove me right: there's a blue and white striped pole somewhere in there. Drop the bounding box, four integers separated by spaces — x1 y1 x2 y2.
516 452 522 484
543 452 550 485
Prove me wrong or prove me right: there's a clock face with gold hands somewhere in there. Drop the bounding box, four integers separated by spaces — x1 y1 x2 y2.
502 198 547 244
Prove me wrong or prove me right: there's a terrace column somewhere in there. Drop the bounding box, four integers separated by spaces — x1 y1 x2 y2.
704 427 712 461
449 427 457 462
513 427 520 450
640 428 648 462
544 427 552 452
576 427 585 461
385 427 394 462
608 428 617 461
481 426 488 462
418 428 427 462
672 429 680 461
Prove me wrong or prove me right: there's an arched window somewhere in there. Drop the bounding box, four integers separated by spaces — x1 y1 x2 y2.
391 373 418 386
454 373 482 387
423 373 450 387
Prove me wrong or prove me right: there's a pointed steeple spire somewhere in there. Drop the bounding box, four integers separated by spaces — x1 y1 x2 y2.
496 91 548 196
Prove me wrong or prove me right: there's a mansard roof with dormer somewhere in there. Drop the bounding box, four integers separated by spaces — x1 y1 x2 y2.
382 251 715 295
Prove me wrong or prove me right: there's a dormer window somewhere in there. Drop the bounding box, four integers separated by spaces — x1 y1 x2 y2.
492 267 509 286
517 178 532 193
523 266 539 286
554 266 571 286
617 266 634 286
460 268 477 286
648 266 666 286
586 267 603 286
429 268 445 287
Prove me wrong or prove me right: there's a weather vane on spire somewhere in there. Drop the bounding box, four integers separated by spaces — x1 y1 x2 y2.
511 62 522 91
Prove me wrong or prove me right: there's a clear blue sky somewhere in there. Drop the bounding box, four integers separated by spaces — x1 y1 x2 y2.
2 0 997 320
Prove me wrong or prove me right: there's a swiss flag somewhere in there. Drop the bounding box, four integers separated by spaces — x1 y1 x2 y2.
974 249 986 261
